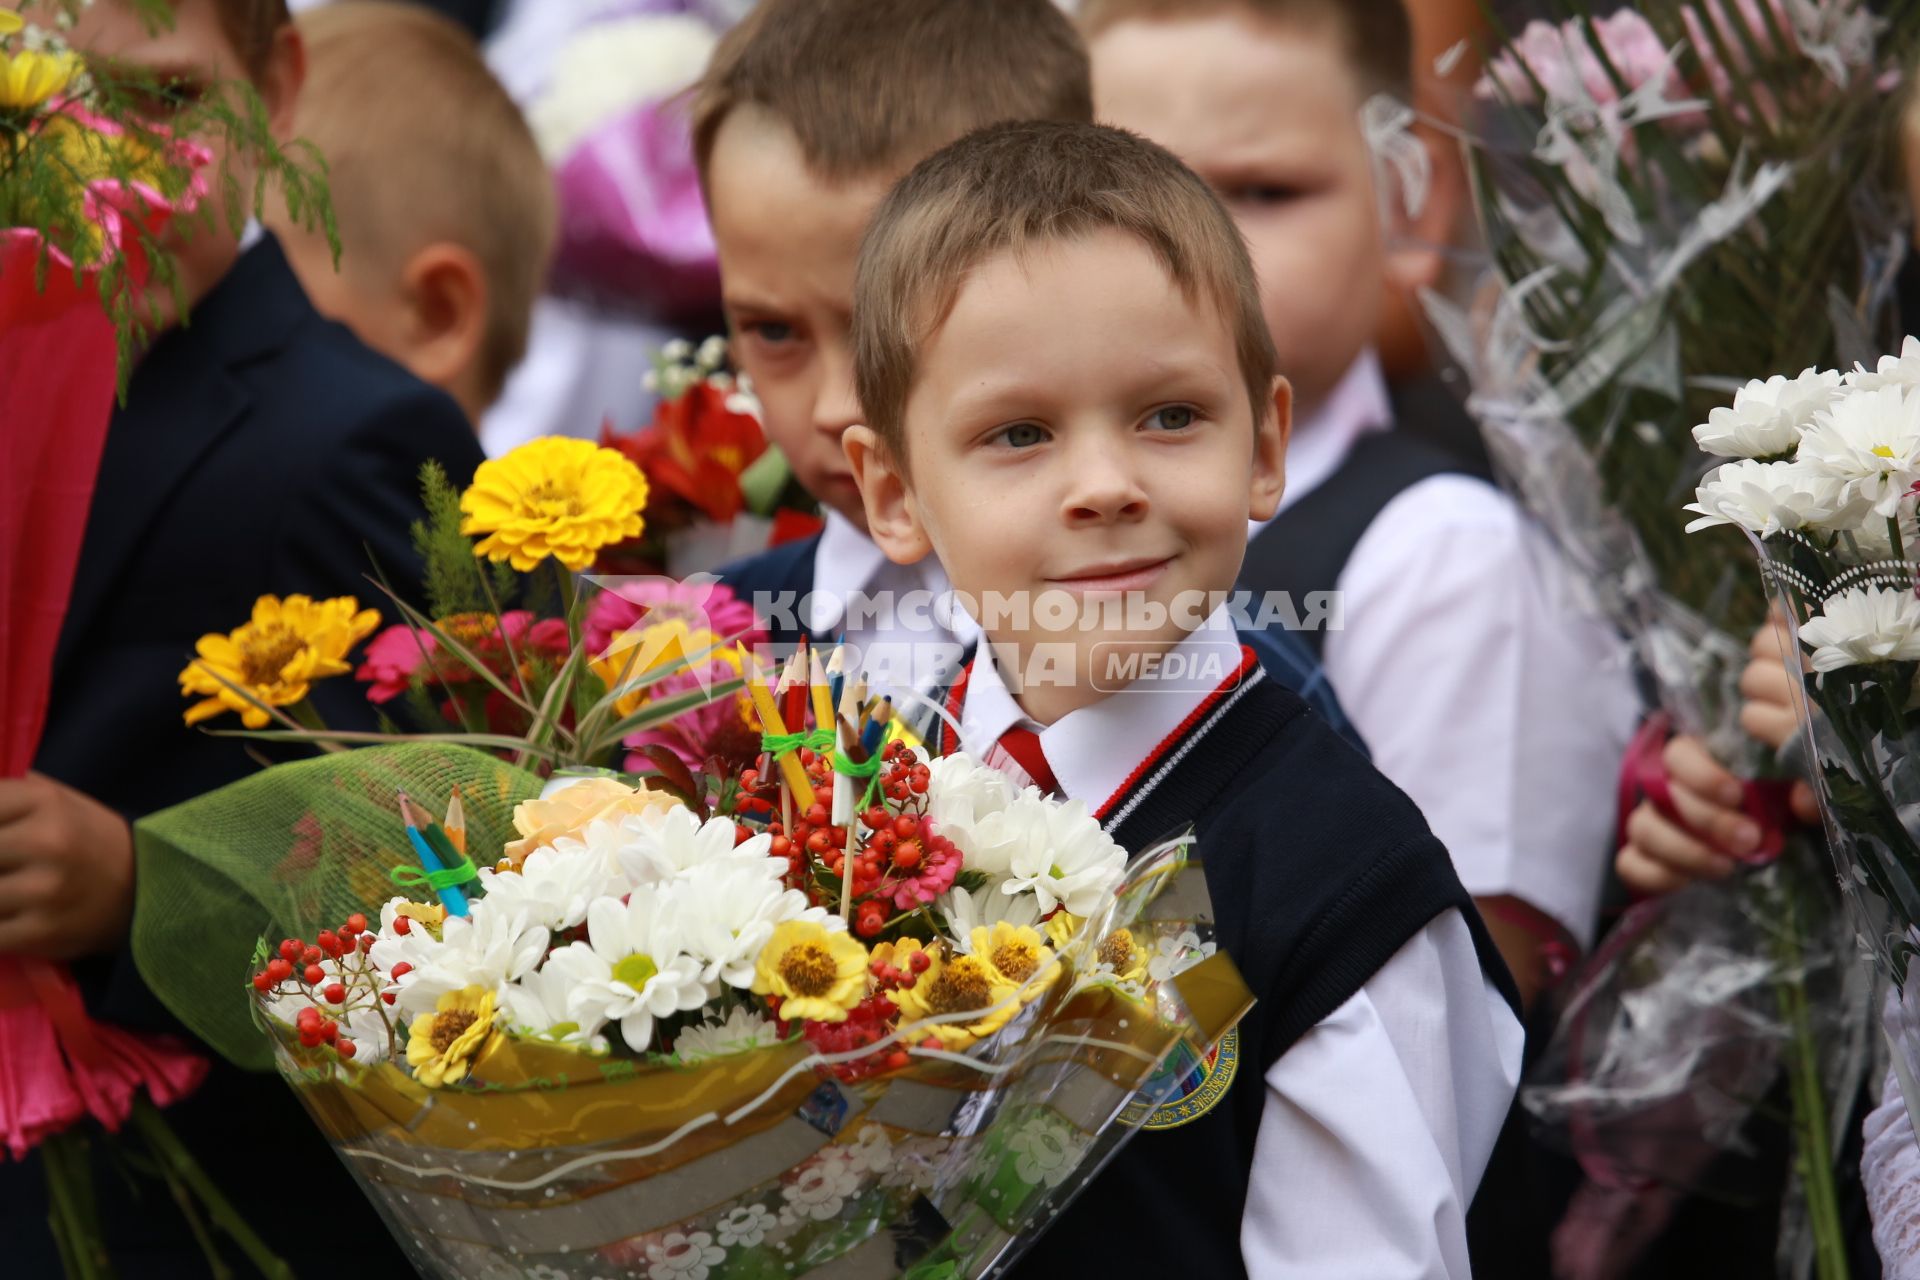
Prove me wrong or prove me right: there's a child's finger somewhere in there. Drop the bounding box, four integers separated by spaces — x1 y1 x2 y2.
1665 777 1763 855
1738 700 1800 753
1790 781 1820 826
1616 842 1694 897
1739 653 1797 710
1663 735 1744 807
1622 801 1740 883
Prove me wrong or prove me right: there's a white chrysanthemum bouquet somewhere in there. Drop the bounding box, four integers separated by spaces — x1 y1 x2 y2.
1684 336 1920 1140
209 697 1240 1278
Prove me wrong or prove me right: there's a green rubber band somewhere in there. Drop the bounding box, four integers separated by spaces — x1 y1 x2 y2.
390 859 479 892
760 729 836 755
832 751 882 780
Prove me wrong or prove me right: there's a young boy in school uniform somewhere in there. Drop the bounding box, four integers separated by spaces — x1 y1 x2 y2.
1085 0 1642 1006
694 0 1353 737
0 1 481 1271
264 0 556 425
843 119 1522 1278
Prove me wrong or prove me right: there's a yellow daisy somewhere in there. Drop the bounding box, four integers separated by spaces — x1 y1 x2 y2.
753 921 869 1024
894 945 1019 1050
0 48 80 110
1094 928 1147 984
1044 911 1083 953
406 986 500 1087
970 922 1060 1004
459 437 648 572
179 594 380 728
0 12 22 37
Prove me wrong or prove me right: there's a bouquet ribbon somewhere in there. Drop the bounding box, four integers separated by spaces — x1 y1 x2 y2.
1617 713 1794 868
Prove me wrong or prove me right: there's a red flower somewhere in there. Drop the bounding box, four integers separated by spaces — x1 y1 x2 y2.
603 382 767 523
355 611 571 704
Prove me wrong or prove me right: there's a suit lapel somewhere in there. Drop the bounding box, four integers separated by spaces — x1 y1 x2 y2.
53 238 306 675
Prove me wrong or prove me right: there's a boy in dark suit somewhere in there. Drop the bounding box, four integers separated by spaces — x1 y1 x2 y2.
0 0 482 1271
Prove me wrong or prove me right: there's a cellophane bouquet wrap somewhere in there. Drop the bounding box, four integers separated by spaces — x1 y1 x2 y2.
1419 1 1919 1271
1680 338 1920 1152
135 729 1248 1278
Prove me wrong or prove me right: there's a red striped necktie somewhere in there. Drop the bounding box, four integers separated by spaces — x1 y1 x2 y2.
995 725 1059 797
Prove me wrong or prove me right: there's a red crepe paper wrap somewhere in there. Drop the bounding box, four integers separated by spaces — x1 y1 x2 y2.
0 122 214 1160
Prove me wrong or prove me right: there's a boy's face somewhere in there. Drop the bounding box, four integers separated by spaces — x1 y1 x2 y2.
55 0 301 333
707 105 891 527
850 230 1287 725
1092 10 1382 421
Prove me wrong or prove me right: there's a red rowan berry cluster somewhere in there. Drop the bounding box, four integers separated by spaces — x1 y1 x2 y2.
251 911 395 1061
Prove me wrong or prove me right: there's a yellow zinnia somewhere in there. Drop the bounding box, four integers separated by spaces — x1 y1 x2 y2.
971 922 1060 1004
1044 911 1083 953
0 48 80 110
406 986 500 1087
0 11 23 37
894 944 1020 1050
753 921 869 1024
459 437 648 572
178 593 380 728
1093 928 1147 984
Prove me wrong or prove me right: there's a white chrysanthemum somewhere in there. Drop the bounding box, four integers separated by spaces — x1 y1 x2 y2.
670 1005 782 1063
1848 335 1920 392
672 858 826 989
475 842 623 933
926 752 1026 878
1795 385 1920 517
545 887 710 1052
499 963 609 1052
366 897 443 975
524 14 718 160
938 883 1044 951
610 805 776 889
391 902 550 1018
992 794 1128 917
1692 368 1843 458
1683 460 1857 536
1798 586 1920 672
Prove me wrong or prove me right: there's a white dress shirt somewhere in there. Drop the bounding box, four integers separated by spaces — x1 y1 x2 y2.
958 610 1525 1277
1252 353 1641 948
805 511 979 703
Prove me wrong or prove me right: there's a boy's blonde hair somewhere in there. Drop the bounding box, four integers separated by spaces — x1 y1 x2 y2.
854 120 1276 459
1078 0 1413 99
293 2 555 402
690 0 1091 184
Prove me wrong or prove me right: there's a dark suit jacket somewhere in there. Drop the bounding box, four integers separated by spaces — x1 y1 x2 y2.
9 235 484 1275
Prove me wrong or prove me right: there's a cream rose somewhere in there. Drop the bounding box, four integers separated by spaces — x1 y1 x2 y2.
501 777 682 866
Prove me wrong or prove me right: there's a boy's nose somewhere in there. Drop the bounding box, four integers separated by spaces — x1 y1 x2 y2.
1061 449 1150 525
812 341 863 438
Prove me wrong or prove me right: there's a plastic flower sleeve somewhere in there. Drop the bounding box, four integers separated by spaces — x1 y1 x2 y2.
245 820 1244 1279
1753 532 1920 1137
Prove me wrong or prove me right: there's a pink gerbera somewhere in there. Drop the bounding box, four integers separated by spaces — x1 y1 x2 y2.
584 578 762 656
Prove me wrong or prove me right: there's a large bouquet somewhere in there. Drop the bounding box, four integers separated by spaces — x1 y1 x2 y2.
1682 338 1920 1165
138 674 1245 1276
1420 1 1919 1273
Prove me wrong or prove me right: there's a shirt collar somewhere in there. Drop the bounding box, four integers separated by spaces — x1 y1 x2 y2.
956 606 1245 813
1253 349 1393 532
804 509 938 626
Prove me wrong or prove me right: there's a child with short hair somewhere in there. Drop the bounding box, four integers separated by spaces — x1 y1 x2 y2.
1086 0 1642 1003
265 0 556 423
694 0 1350 734
691 0 1085 696
0 0 479 1270
844 118 1522 1277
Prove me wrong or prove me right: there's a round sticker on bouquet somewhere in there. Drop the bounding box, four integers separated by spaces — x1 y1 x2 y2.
1122 1027 1239 1131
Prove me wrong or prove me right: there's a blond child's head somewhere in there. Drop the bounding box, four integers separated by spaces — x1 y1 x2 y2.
691 0 1091 527
263 1 555 423
1084 0 1445 420
48 0 303 330
844 121 1288 724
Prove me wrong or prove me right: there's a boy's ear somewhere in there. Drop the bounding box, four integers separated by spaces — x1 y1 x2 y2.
256 25 307 141
398 242 489 421
843 425 933 566
1249 376 1291 522
1382 127 1459 298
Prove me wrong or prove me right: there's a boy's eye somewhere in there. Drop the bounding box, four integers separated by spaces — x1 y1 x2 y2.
742 321 796 346
1221 184 1299 209
994 422 1048 449
1145 405 1197 432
